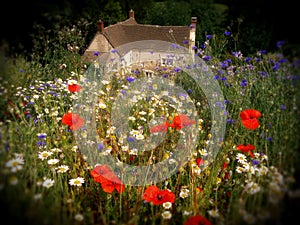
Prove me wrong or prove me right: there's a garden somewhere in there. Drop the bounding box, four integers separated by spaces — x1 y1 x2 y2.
0 6 300 225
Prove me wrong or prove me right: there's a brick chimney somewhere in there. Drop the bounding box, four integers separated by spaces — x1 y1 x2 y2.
191 17 197 30
97 19 104 33
189 17 197 53
129 9 134 19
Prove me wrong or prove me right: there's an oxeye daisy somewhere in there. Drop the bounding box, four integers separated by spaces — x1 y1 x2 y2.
38 151 53 161
47 158 60 165
162 211 172 219
162 202 172 209
56 165 69 173
5 157 24 172
69 177 85 187
42 178 55 188
74 213 84 222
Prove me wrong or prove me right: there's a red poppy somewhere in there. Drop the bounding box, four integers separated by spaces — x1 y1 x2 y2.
237 144 255 158
100 176 125 194
196 158 204 167
150 122 171 133
61 112 85 130
90 165 125 194
142 185 175 205
90 164 115 183
184 215 212 225
240 109 261 130
149 114 196 133
68 84 82 92
171 114 196 130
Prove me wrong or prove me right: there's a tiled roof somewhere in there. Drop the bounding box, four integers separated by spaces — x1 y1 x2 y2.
103 23 190 48
82 14 192 63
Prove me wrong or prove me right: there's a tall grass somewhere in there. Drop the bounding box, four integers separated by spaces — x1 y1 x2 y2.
0 19 299 225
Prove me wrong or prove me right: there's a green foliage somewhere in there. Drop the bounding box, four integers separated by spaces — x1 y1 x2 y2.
0 4 300 225
141 0 191 26
99 0 127 25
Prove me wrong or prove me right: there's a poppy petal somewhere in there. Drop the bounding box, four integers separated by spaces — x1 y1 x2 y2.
68 84 82 92
241 119 260 130
240 109 261 120
150 122 170 133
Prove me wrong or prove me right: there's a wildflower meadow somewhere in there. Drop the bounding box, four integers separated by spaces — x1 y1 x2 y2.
0 19 300 225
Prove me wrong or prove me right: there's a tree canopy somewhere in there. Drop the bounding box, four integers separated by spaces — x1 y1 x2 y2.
0 0 298 57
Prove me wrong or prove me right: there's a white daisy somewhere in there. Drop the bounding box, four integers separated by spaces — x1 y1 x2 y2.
69 177 85 187
161 211 172 219
56 165 69 173
38 151 53 161
42 178 55 188
5 157 24 172
47 158 60 165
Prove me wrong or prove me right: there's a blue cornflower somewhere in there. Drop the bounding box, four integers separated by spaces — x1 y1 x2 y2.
224 82 232 87
220 61 228 69
256 58 262 63
217 70 224 75
37 141 46 147
215 102 224 109
280 105 286 110
202 55 212 61
94 51 100 56
227 119 235 124
206 34 213 39
111 49 118 53
120 90 127 95
258 71 269 77
232 52 240 58
273 63 280 71
200 43 206 49
183 39 189 45
171 43 180 49
97 143 104 151
259 50 267 55
126 76 135 82
174 67 181 73
37 133 47 139
240 79 248 87
245 57 252 63
178 93 188 99
252 160 259 166
266 137 273 142
224 31 231 36
186 65 192 69
276 40 285 48
128 136 135 142
279 58 288 64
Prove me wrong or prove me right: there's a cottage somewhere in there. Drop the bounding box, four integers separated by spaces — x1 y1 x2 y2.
82 9 197 65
